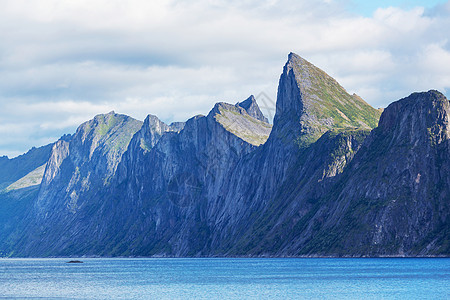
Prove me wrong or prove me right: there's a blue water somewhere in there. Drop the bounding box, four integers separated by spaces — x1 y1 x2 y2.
0 258 448 299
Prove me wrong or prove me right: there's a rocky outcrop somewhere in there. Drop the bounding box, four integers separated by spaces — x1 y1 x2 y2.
236 90 450 257
206 53 381 255
213 101 272 146
101 103 272 256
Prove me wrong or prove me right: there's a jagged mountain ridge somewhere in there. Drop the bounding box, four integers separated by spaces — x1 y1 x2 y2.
0 52 448 257
11 97 272 256
206 52 381 255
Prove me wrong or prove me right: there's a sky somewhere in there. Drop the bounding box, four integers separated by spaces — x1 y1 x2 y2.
0 0 449 157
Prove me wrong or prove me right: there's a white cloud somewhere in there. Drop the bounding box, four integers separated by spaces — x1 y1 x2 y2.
0 0 449 157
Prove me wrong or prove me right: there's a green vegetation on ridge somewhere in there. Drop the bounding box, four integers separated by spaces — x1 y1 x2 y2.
287 53 381 146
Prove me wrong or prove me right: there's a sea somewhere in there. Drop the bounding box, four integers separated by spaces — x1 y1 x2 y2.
0 258 448 299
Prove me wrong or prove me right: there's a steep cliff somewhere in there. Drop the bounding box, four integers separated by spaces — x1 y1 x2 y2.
35 112 142 214
13 112 142 255
12 97 272 256
272 52 379 147
206 53 381 255
294 90 450 256
101 101 272 256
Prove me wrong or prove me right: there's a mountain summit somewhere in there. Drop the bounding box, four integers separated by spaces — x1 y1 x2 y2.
274 52 380 146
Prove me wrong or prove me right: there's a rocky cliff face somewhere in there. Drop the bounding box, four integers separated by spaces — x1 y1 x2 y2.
35 112 142 214
2 53 449 257
101 101 272 256
296 90 450 256
204 53 381 255
13 112 142 255
241 90 450 257
12 96 272 256
272 53 379 147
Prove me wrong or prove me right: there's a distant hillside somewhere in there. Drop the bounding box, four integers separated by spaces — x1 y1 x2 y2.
0 144 53 190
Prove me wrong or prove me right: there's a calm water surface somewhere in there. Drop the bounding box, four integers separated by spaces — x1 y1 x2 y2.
0 258 448 299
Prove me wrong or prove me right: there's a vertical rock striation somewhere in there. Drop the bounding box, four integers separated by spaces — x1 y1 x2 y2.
16 112 142 255
209 53 380 255
298 90 450 256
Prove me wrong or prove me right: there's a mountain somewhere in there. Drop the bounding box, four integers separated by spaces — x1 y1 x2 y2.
9 112 143 255
1 52 449 257
231 89 449 257
34 111 143 214
206 52 381 255
298 90 450 256
0 144 53 190
273 53 379 147
0 143 53 255
9 99 272 256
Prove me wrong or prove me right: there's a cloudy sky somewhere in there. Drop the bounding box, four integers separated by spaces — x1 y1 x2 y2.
1 0 449 157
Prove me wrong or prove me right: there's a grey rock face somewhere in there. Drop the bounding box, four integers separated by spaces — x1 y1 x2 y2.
213 101 272 146
14 112 142 255
222 128 370 256
253 90 450 257
203 52 380 254
12 95 272 256
102 97 272 256
204 54 382 254
36 112 142 213
273 52 380 147
305 90 450 256
237 95 269 123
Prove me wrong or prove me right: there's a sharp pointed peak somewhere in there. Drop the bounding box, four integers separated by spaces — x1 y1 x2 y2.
236 95 268 123
270 52 382 147
236 95 256 110
284 53 324 77
286 52 310 65
144 114 161 123
142 114 172 134
287 51 301 60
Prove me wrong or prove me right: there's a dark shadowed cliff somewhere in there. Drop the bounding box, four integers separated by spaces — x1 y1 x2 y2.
296 90 450 256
